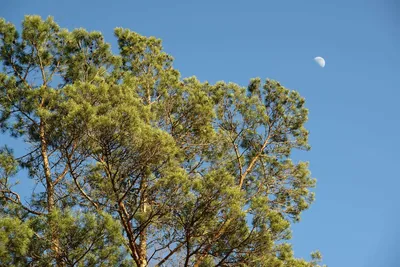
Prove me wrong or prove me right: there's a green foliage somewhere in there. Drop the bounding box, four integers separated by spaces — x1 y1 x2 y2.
26 210 131 266
0 146 18 179
0 15 325 266
0 217 33 266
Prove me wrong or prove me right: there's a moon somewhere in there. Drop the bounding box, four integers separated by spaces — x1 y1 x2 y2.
314 56 325 68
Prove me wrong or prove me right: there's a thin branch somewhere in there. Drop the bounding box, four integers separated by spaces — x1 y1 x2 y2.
0 189 43 216
32 41 47 86
215 227 255 266
238 126 272 189
54 142 77 186
155 242 185 267
67 158 99 210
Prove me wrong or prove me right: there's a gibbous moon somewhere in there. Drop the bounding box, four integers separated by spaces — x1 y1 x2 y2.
314 56 325 68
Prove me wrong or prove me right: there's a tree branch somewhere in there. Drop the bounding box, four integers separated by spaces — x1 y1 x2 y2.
0 189 43 216
155 242 185 267
238 127 272 189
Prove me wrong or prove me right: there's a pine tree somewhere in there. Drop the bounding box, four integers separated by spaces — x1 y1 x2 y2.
0 16 326 267
0 16 130 266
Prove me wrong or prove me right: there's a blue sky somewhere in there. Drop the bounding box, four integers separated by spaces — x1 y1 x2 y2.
1 1 399 266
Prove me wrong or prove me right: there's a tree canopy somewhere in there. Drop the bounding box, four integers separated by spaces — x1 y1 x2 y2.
0 15 325 267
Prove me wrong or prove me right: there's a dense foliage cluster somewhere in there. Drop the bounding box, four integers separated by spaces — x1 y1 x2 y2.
0 16 325 266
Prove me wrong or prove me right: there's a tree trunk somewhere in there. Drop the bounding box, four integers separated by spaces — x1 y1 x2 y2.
40 120 63 266
138 198 148 267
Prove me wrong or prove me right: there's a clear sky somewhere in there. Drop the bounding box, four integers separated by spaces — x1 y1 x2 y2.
1 1 399 266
